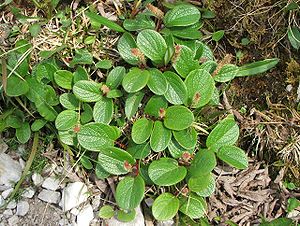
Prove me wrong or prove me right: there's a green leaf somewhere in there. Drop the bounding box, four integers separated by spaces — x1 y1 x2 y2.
127 142 151 159
288 26 300 50
16 122 31 144
152 193 179 221
172 45 199 78
32 62 57 83
58 129 77 146
164 4 201 27
195 41 214 61
5 115 22 128
212 30 224 42
179 193 207 219
166 23 202 40
29 23 41 37
31 119 47 132
123 14 155 31
173 127 197 150
106 89 123 98
214 64 239 82
168 138 193 158
54 70 73 89
125 92 144 119
95 163 110 179
184 69 215 108
97 147 135 175
116 176 145 210
55 110 78 131
189 149 216 177
6 76 29 97
59 93 79 110
95 59 112 69
93 97 113 124
77 122 117 151
148 158 187 186
164 33 175 66
117 33 139 65
147 68 168 95
144 95 168 118
164 106 194 131
80 156 93 170
73 80 102 102
85 11 125 32
73 66 89 83
137 29 167 65
163 71 187 105
199 60 217 73
206 116 239 151
150 121 172 152
70 49 93 67
131 118 153 144
196 174 215 197
287 197 300 212
106 66 126 89
260 218 293 226
217 145 248 169
237 58 279 77
81 103 93 124
117 209 136 222
202 9 216 19
188 173 213 192
122 68 150 93
98 205 114 219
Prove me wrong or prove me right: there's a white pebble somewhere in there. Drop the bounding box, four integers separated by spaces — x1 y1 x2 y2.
8 215 19 226
3 209 13 216
286 84 293 92
42 177 60 191
76 204 94 226
32 173 44 186
6 200 16 209
22 187 35 199
2 188 13 199
38 189 61 204
16 201 29 216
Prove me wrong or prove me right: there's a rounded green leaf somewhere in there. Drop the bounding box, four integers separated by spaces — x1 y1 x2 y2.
195 41 214 61
6 76 29 97
179 193 207 219
106 66 126 89
164 4 201 27
198 60 217 73
148 158 187 186
95 59 112 69
132 118 153 144
163 71 187 105
125 92 144 119
184 69 215 108
5 115 22 129
31 119 47 132
189 149 216 177
122 68 150 93
288 26 300 50
54 70 73 89
97 147 135 175
137 29 167 64
214 64 238 82
164 106 194 131
95 163 110 179
147 69 168 95
123 14 155 31
80 156 93 170
144 95 168 118
212 30 224 42
59 130 77 146
150 121 171 152
196 175 215 197
206 116 239 151
152 193 179 221
173 127 197 150
59 93 79 110
217 145 248 169
117 33 139 65
73 66 89 83
93 97 113 124
117 209 136 222
172 45 199 78
77 122 116 151
126 142 151 159
116 176 145 209
81 103 93 124
73 80 102 102
168 138 193 159
188 173 213 192
55 110 78 131
16 122 31 144
98 205 114 219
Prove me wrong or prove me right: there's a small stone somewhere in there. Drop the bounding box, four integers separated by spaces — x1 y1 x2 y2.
76 204 94 226
286 84 293 92
106 206 144 226
22 187 35 199
38 189 61 204
8 215 19 226
58 219 70 226
6 200 16 209
2 188 13 199
0 153 22 188
157 220 174 226
16 201 29 216
32 173 44 186
3 209 13 216
0 195 4 206
145 198 154 207
19 158 26 170
42 177 60 191
60 182 89 211
70 207 80 216
91 195 101 210
0 140 8 153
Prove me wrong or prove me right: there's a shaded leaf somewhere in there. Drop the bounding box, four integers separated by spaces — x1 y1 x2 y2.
150 121 172 152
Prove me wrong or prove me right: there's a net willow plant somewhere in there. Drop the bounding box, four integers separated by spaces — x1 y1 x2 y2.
0 2 279 223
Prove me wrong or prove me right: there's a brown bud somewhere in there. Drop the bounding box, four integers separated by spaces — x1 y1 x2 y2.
192 92 201 107
182 152 191 162
146 3 164 19
124 161 132 172
172 45 182 64
73 124 81 133
159 108 166 118
101 84 110 95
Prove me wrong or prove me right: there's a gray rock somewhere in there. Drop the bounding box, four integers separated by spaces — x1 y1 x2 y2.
60 182 89 211
76 204 94 226
3 209 13 216
32 173 43 186
70 207 80 216
8 215 19 226
22 187 35 199
16 201 29 216
0 153 22 188
106 206 145 226
2 188 13 199
42 177 60 191
19 158 26 170
6 200 16 209
0 140 8 153
38 189 61 204
0 195 4 207
157 220 174 226
91 195 101 210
